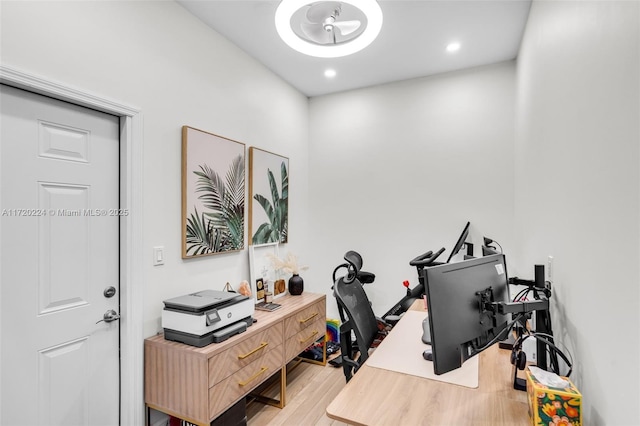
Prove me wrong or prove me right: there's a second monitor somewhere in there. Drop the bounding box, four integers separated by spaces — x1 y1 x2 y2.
423 254 511 375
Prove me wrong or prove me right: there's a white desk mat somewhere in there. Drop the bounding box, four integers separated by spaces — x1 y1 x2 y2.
365 310 479 388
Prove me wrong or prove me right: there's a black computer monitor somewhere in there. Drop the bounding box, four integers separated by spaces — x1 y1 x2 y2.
423 254 511 375
446 221 471 263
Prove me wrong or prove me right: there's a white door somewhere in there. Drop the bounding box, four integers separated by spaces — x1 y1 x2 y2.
0 84 120 426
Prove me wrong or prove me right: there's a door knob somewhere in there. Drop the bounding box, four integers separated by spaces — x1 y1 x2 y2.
96 309 121 324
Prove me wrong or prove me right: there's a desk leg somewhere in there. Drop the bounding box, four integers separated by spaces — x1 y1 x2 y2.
279 366 287 407
249 366 286 409
249 338 326 412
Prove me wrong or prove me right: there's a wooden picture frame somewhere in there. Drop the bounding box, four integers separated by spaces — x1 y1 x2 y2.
182 126 245 258
249 147 289 245
248 242 281 303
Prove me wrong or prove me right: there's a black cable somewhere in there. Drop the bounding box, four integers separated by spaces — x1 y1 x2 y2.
512 287 530 302
518 330 573 377
534 331 574 373
472 313 525 355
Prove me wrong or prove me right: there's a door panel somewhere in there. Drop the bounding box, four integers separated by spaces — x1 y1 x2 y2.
38 182 90 313
38 337 90 425
1 84 120 426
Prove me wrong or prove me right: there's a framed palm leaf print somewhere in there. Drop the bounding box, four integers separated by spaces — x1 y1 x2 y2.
249 147 289 245
182 126 245 258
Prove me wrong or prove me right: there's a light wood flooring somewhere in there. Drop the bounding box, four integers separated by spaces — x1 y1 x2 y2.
246 359 349 426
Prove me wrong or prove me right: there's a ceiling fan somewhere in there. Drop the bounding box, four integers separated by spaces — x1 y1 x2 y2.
275 0 382 58
299 2 363 45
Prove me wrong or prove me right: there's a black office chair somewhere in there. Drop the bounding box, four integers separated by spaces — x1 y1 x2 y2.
332 250 381 382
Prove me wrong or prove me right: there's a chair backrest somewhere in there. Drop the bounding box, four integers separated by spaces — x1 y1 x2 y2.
334 276 378 354
333 251 378 381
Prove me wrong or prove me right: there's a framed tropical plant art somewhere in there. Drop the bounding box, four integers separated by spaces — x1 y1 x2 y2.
182 126 245 258
249 147 289 245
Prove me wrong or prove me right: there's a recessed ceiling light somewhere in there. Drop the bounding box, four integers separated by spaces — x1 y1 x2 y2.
275 0 383 58
324 69 337 78
446 42 461 53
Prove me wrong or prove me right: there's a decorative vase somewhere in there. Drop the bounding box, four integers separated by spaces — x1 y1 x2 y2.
288 274 304 295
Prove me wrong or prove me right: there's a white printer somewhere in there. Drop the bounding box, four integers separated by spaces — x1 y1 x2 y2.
162 290 255 347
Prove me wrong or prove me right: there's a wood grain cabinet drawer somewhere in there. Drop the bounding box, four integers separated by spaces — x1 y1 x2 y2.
285 317 325 362
283 299 325 339
208 344 283 420
208 323 283 387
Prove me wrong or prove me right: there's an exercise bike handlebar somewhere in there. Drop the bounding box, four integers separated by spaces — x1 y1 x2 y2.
409 247 446 267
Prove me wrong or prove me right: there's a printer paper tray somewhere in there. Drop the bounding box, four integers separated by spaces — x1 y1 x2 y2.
164 316 252 347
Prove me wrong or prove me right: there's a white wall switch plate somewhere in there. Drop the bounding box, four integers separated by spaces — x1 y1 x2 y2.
153 246 165 266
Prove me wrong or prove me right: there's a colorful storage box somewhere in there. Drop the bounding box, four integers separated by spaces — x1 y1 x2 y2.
526 369 582 426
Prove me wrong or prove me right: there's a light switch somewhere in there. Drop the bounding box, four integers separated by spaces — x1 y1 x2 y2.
153 246 165 266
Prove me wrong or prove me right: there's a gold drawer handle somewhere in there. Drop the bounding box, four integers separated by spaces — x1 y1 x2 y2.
238 367 268 387
299 312 318 324
299 330 318 344
237 342 268 360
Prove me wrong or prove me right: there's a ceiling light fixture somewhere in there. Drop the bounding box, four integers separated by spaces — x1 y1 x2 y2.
446 42 461 53
324 69 337 78
275 0 383 58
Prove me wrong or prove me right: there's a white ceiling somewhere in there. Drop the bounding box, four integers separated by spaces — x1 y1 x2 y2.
178 0 532 97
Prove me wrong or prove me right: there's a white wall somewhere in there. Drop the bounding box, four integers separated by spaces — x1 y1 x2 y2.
0 0 309 338
515 1 640 424
307 62 517 319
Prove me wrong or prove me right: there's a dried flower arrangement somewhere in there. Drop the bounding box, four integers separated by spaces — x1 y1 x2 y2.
266 251 309 275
